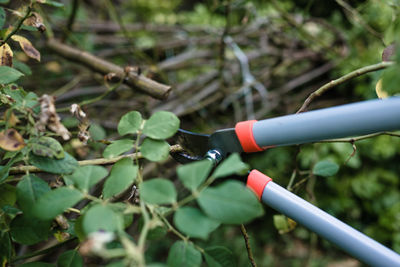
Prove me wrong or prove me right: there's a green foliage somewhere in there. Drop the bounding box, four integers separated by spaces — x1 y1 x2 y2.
173 207 220 239
118 111 142 136
141 178 177 205
140 138 170 162
10 214 51 245
31 136 65 159
102 158 138 199
16 174 51 216
197 181 264 224
0 66 24 84
32 187 83 220
64 165 108 192
143 111 180 140
177 160 213 191
103 139 133 159
28 152 78 174
82 204 124 235
312 160 339 177
212 153 249 179
57 250 84 267
203 246 235 267
167 241 202 267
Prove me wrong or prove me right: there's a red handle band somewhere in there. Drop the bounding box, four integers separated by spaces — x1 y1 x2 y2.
235 120 263 153
246 170 272 200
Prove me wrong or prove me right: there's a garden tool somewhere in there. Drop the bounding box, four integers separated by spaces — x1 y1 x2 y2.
171 97 400 267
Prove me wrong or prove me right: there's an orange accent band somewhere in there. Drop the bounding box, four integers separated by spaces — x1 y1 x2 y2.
246 170 272 200
235 120 263 152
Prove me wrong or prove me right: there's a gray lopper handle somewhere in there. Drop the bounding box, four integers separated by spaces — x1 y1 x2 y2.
252 97 400 148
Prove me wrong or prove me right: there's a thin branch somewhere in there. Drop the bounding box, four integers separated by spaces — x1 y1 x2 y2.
62 0 80 41
297 61 394 113
0 7 32 46
316 131 400 143
46 38 171 99
9 144 183 174
240 224 257 267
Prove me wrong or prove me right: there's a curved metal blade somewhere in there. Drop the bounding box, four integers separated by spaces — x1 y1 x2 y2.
170 129 210 163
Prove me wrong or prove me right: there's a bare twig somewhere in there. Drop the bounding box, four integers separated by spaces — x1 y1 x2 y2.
62 0 79 41
297 61 394 113
0 7 32 46
9 145 183 174
240 224 257 267
46 38 171 99
316 131 400 143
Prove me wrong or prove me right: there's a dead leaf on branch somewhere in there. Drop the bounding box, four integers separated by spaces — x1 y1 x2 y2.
11 35 41 62
0 128 25 151
4 110 20 127
23 12 46 32
70 103 90 144
37 94 71 140
0 43 13 66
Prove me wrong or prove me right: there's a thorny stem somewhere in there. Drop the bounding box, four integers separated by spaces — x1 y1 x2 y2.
0 7 32 46
240 224 257 267
297 61 394 113
316 131 400 143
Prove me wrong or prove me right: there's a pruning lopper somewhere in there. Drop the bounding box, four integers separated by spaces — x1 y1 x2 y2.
171 97 400 267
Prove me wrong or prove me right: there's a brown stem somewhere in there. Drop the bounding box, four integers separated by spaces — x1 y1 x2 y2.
46 38 171 99
240 224 257 267
297 61 394 113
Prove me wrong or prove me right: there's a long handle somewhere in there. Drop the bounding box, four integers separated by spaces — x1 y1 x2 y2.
246 170 400 267
235 97 400 152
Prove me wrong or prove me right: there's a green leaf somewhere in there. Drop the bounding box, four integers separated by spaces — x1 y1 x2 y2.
89 122 106 141
29 152 78 174
204 246 235 267
174 207 220 239
102 139 133 159
0 66 24 84
141 178 177 205
0 232 11 265
312 160 339 177
31 136 65 159
32 187 83 220
16 174 51 216
212 153 249 179
57 250 83 267
108 202 133 228
118 111 142 136
64 165 108 192
13 59 32 75
82 204 123 235
177 160 213 191
141 138 170 162
0 7 5 29
102 158 138 199
167 241 201 267
10 214 51 245
143 111 179 140
19 262 55 267
197 181 264 224
0 0 9 5
0 184 16 208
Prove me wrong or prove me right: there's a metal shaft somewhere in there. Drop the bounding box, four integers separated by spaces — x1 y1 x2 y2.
261 182 400 267
253 97 400 147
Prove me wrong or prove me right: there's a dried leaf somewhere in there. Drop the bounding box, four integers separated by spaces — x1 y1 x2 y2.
0 43 13 66
4 110 20 127
37 94 71 140
375 79 388 99
0 128 25 151
70 104 90 144
23 12 46 32
11 35 40 62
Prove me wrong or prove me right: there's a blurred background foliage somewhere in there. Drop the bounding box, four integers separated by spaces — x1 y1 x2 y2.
3 0 400 266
